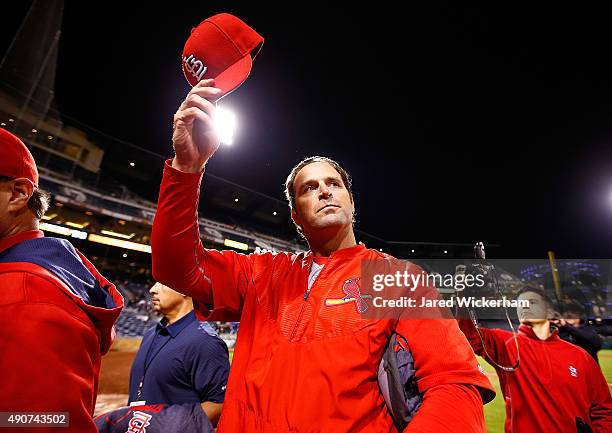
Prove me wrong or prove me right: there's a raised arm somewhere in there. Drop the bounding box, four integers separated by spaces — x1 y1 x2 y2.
152 80 251 321
456 314 516 368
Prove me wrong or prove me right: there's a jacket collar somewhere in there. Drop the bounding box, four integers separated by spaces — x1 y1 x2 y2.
157 310 196 338
0 230 44 254
305 242 367 263
518 323 559 342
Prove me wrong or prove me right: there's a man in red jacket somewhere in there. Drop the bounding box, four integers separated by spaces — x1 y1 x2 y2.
152 79 495 432
0 128 124 433
458 287 612 433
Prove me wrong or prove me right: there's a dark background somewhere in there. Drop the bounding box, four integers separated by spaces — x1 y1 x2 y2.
3 2 612 257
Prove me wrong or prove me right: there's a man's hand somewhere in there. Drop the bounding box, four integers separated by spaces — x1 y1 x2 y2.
201 401 223 427
172 79 222 173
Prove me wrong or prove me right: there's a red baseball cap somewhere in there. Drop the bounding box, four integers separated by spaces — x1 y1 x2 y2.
0 128 38 186
182 13 263 99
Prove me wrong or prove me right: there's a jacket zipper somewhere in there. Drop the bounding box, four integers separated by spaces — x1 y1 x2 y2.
289 301 307 342
288 257 330 341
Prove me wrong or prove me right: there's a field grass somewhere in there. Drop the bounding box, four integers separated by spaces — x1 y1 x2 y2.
477 356 506 433
480 350 612 433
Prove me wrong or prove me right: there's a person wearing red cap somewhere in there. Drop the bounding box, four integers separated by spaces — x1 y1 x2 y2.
0 128 123 432
151 80 496 433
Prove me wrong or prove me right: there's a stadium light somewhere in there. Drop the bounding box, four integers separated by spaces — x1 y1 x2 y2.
88 233 151 253
71 230 88 240
40 222 87 240
40 222 71 237
101 229 135 239
224 238 248 251
66 221 87 229
215 106 237 145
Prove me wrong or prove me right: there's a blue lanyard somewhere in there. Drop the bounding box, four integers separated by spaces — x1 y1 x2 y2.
136 329 172 400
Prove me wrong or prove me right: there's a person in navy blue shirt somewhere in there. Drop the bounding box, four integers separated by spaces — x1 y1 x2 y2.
128 282 229 426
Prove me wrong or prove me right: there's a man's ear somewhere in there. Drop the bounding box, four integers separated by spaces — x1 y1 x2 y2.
7 178 34 213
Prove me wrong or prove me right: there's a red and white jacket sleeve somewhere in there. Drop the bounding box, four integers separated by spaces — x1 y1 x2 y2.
457 317 515 367
152 160 252 321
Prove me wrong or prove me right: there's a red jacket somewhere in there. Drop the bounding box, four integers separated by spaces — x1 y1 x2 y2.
0 230 123 433
152 161 495 433
458 319 612 433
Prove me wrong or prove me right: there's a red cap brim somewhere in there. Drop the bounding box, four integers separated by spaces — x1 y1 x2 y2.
212 55 253 100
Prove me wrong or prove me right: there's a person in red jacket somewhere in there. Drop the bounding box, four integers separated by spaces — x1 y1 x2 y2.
457 286 612 433
0 128 123 433
151 79 495 432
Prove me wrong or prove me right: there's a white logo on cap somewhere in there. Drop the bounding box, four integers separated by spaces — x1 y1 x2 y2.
183 54 208 81
569 365 578 377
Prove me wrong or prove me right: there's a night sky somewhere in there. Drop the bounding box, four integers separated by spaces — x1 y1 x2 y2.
3 2 612 257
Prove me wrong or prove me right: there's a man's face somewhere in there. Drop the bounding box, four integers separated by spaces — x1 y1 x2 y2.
291 162 354 238
517 291 549 324
149 282 186 315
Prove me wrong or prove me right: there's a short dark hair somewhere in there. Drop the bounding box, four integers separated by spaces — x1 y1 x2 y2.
0 175 50 220
517 285 553 306
284 156 355 236
560 301 585 319
28 188 51 219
